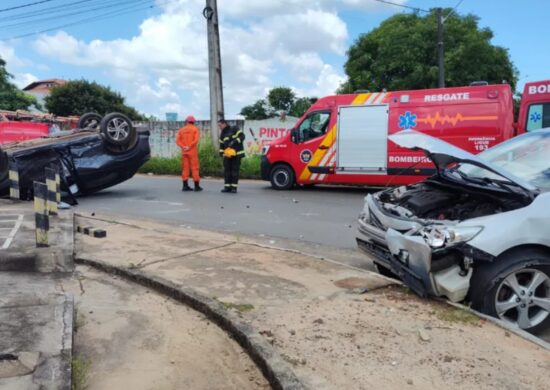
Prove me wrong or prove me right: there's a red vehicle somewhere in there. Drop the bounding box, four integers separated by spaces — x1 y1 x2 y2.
0 110 79 145
261 81 550 190
0 121 49 144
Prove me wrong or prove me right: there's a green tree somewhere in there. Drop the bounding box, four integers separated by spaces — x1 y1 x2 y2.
240 88 315 120
45 79 145 120
340 9 518 93
267 87 296 112
289 97 314 118
0 57 39 111
240 99 271 120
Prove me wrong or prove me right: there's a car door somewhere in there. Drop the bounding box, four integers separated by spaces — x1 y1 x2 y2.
294 110 334 183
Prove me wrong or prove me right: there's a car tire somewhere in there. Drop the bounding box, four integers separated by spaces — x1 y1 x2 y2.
0 151 8 183
270 164 295 190
77 112 102 131
469 248 550 334
100 113 135 146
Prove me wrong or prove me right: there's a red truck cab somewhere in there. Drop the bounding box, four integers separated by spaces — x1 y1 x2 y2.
517 79 550 133
262 83 522 189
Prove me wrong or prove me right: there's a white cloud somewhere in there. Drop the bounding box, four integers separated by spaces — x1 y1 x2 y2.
13 73 39 89
30 0 401 117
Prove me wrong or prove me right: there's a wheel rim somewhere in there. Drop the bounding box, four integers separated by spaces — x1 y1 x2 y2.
107 118 129 141
494 268 550 329
84 118 100 130
273 169 289 188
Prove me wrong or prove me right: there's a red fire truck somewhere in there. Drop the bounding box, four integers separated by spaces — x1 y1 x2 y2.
261 80 550 190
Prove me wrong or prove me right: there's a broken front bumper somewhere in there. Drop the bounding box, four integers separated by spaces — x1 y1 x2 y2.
356 194 472 302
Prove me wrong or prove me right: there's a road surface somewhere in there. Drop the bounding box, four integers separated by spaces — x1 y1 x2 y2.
76 175 373 262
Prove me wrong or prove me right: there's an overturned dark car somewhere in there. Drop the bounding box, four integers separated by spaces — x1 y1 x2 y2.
1 112 150 200
357 129 550 333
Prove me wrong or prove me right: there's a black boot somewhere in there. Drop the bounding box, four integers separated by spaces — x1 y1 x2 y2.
221 186 232 193
182 181 192 191
231 187 237 193
194 181 203 192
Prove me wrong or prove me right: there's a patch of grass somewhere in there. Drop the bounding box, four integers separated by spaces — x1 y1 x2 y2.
218 300 255 312
436 306 480 325
139 137 261 179
71 354 90 390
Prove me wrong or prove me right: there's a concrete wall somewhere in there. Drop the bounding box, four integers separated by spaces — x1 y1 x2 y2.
139 116 300 158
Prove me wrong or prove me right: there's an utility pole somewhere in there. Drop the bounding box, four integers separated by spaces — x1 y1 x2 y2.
203 0 224 144
437 8 445 88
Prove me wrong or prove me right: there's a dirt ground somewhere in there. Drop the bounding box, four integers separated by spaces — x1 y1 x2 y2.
76 215 550 390
60 266 268 390
250 285 549 390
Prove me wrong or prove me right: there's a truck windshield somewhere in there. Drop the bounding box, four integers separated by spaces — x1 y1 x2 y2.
458 131 550 190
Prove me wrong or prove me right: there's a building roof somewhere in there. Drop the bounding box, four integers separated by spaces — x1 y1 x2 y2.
22 79 67 92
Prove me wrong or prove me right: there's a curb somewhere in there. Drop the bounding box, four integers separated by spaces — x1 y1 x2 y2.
445 300 550 351
75 257 304 390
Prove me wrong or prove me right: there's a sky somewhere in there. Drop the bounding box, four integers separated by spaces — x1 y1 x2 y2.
0 0 548 119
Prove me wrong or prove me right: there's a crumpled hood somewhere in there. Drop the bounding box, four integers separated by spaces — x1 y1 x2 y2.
389 130 537 192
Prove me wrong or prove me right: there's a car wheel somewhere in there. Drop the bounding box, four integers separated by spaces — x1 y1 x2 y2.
0 151 8 183
77 112 102 130
469 248 550 333
270 164 295 190
100 113 135 146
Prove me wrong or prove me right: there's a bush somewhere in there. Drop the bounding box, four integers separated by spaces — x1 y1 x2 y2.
139 137 261 179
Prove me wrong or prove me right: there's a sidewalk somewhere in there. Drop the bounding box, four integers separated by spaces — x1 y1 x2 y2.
0 200 74 390
76 213 550 390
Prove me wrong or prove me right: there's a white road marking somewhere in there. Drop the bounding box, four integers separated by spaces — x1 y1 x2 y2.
2 214 23 250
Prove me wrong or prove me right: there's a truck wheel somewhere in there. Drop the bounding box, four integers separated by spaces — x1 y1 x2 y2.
100 113 135 146
77 112 102 130
469 248 550 334
270 164 295 190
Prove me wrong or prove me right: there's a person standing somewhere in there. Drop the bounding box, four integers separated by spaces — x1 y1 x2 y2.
218 119 245 193
176 115 203 192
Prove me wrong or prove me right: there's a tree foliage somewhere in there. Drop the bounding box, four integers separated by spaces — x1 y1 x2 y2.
45 79 145 120
340 9 518 93
267 87 296 112
240 87 314 120
240 99 270 120
0 57 39 111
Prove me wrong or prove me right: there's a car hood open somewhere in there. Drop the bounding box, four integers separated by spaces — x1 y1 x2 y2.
389 130 538 193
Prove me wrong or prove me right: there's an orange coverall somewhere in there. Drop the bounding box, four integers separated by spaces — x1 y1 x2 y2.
176 124 200 182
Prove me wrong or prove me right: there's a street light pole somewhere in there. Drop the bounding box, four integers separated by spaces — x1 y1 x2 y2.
437 8 445 88
204 0 224 144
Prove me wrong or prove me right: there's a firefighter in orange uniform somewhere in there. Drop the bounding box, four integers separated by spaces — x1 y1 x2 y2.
176 115 203 192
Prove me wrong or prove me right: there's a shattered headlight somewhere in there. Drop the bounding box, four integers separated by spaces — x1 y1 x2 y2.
421 226 482 248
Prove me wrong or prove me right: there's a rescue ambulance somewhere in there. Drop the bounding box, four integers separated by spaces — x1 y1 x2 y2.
261 80 550 189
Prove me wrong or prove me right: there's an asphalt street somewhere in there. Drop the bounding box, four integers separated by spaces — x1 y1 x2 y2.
76 174 372 250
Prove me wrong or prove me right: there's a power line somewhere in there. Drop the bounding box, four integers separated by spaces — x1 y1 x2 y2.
374 0 429 13
0 0 58 13
1 0 153 30
0 0 97 23
444 0 465 21
2 0 174 40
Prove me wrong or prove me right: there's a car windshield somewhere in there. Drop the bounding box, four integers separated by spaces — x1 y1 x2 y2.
457 131 550 191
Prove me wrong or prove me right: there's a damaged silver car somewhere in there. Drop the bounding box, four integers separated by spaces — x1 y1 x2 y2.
357 129 550 333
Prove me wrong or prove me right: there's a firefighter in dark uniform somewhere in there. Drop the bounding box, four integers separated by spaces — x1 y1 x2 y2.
218 119 245 193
